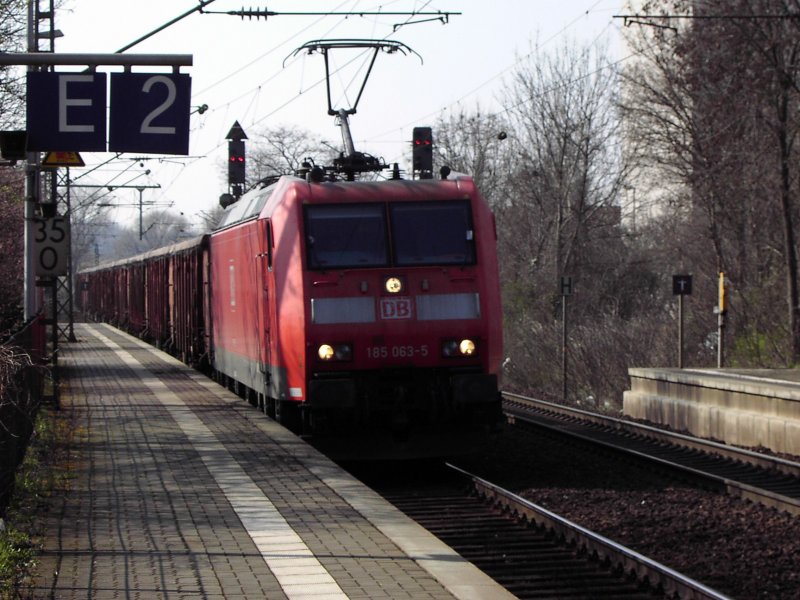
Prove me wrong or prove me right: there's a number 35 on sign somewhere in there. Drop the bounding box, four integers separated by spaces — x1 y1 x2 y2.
33 216 70 277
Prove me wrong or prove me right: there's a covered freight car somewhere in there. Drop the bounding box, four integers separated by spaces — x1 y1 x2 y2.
79 235 209 367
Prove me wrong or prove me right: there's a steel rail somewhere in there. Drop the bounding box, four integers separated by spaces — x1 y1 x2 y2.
446 463 731 600
502 392 800 515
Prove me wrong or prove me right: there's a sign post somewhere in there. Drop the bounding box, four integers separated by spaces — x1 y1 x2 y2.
672 274 693 368
560 276 573 401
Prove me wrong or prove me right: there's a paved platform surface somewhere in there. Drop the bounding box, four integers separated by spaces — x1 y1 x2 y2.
28 323 515 599
686 367 800 387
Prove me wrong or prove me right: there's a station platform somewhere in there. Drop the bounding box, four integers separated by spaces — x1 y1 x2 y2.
624 367 800 456
29 323 514 600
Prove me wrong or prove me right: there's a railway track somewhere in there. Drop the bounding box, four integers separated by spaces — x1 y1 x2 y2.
502 392 800 515
370 463 729 600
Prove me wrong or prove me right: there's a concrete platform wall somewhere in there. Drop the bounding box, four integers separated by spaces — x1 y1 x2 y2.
623 368 800 456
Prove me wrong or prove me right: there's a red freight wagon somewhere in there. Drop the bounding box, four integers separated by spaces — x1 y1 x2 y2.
169 236 209 366
127 261 146 336
79 235 209 362
143 253 171 348
113 266 128 328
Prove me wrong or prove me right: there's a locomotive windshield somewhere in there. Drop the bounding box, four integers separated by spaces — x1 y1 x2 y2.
390 200 475 266
305 203 389 268
304 199 476 270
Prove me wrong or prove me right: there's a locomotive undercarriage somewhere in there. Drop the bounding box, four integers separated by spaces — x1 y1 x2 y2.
305 368 501 439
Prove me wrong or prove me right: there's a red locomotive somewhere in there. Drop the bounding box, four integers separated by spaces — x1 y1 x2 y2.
80 168 503 457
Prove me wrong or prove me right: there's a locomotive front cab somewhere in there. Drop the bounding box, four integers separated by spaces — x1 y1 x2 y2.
299 178 503 444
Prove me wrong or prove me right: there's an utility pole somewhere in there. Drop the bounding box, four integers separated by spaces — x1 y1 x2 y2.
77 182 162 240
672 274 693 368
560 276 573 401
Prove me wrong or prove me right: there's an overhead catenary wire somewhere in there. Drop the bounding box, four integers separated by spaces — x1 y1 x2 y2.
138 2 617 205
370 0 613 142
74 1 628 220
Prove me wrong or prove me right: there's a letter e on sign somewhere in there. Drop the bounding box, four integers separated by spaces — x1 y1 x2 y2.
26 72 107 151
33 216 70 277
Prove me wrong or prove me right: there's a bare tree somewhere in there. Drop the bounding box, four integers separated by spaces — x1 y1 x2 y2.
68 185 121 271
0 169 24 335
503 39 629 292
0 0 34 331
245 124 338 186
621 0 800 365
0 0 27 130
196 205 225 232
436 38 646 405
434 107 515 210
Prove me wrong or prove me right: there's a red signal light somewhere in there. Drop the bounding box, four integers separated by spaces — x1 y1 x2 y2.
412 126 433 175
228 139 246 184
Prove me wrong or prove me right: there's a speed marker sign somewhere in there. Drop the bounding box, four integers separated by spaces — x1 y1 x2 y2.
33 216 70 276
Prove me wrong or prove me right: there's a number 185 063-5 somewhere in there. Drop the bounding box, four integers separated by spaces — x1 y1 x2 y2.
366 345 429 359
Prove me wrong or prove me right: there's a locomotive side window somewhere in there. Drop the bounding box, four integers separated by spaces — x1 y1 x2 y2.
304 204 388 269
390 200 476 266
265 220 274 271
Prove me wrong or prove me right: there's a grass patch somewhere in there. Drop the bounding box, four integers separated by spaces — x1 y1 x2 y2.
0 526 34 598
0 403 74 599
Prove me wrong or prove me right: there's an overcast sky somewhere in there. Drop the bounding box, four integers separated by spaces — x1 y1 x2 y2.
53 0 625 229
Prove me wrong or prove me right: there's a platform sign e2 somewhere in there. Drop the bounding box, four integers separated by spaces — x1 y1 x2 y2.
109 73 191 154
26 72 107 151
26 71 191 155
33 216 70 277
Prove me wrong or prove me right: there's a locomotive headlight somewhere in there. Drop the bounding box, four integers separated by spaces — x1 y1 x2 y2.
317 342 353 362
459 339 476 356
318 344 335 360
385 276 403 294
442 338 478 358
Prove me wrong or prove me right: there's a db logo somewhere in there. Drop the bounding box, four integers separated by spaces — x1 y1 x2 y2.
380 297 413 320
